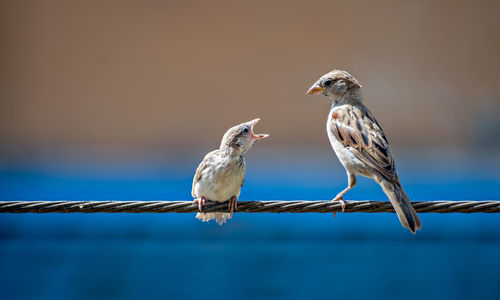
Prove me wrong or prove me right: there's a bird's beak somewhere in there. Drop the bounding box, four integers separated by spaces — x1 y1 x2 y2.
247 118 269 140
306 83 324 95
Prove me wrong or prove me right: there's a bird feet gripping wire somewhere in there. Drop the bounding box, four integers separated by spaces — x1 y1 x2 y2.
194 196 206 212
229 196 238 218
331 195 346 218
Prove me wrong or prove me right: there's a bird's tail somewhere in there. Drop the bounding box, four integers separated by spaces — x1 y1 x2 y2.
195 212 230 226
379 178 421 234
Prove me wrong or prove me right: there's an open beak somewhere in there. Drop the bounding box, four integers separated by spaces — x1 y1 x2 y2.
247 118 269 140
306 83 324 95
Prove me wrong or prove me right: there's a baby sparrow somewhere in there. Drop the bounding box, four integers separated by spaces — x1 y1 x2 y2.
192 119 269 225
307 70 421 233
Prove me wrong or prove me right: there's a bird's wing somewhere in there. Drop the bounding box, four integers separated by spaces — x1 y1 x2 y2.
191 150 220 198
330 105 396 181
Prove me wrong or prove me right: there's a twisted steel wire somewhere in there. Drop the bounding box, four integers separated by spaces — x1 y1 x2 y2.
0 200 499 214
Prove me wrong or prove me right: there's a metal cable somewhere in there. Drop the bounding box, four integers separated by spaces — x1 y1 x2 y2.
0 200 499 214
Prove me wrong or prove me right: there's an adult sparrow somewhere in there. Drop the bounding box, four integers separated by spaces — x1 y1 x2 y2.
307 70 421 233
192 119 269 225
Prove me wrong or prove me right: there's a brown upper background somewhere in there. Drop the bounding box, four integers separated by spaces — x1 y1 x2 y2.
1 0 499 160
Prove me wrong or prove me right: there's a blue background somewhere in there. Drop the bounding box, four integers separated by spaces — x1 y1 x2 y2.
1 155 499 300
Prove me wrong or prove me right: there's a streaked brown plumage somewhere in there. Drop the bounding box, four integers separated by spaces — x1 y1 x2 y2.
307 70 421 233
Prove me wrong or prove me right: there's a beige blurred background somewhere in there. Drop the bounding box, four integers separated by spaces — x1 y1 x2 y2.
1 0 499 161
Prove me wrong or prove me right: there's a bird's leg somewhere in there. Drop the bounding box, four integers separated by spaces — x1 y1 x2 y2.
228 196 238 219
193 196 206 212
332 174 356 217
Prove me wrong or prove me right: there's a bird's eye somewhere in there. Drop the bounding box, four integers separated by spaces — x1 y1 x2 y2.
324 79 332 87
243 128 249 133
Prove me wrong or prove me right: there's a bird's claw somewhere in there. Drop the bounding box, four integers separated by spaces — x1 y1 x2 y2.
228 196 238 219
331 195 346 218
194 197 206 212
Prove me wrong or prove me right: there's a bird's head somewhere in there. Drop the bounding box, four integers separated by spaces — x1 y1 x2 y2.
220 118 269 155
307 70 362 102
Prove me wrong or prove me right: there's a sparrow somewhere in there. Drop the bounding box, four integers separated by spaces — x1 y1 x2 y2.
307 70 421 233
192 118 269 225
